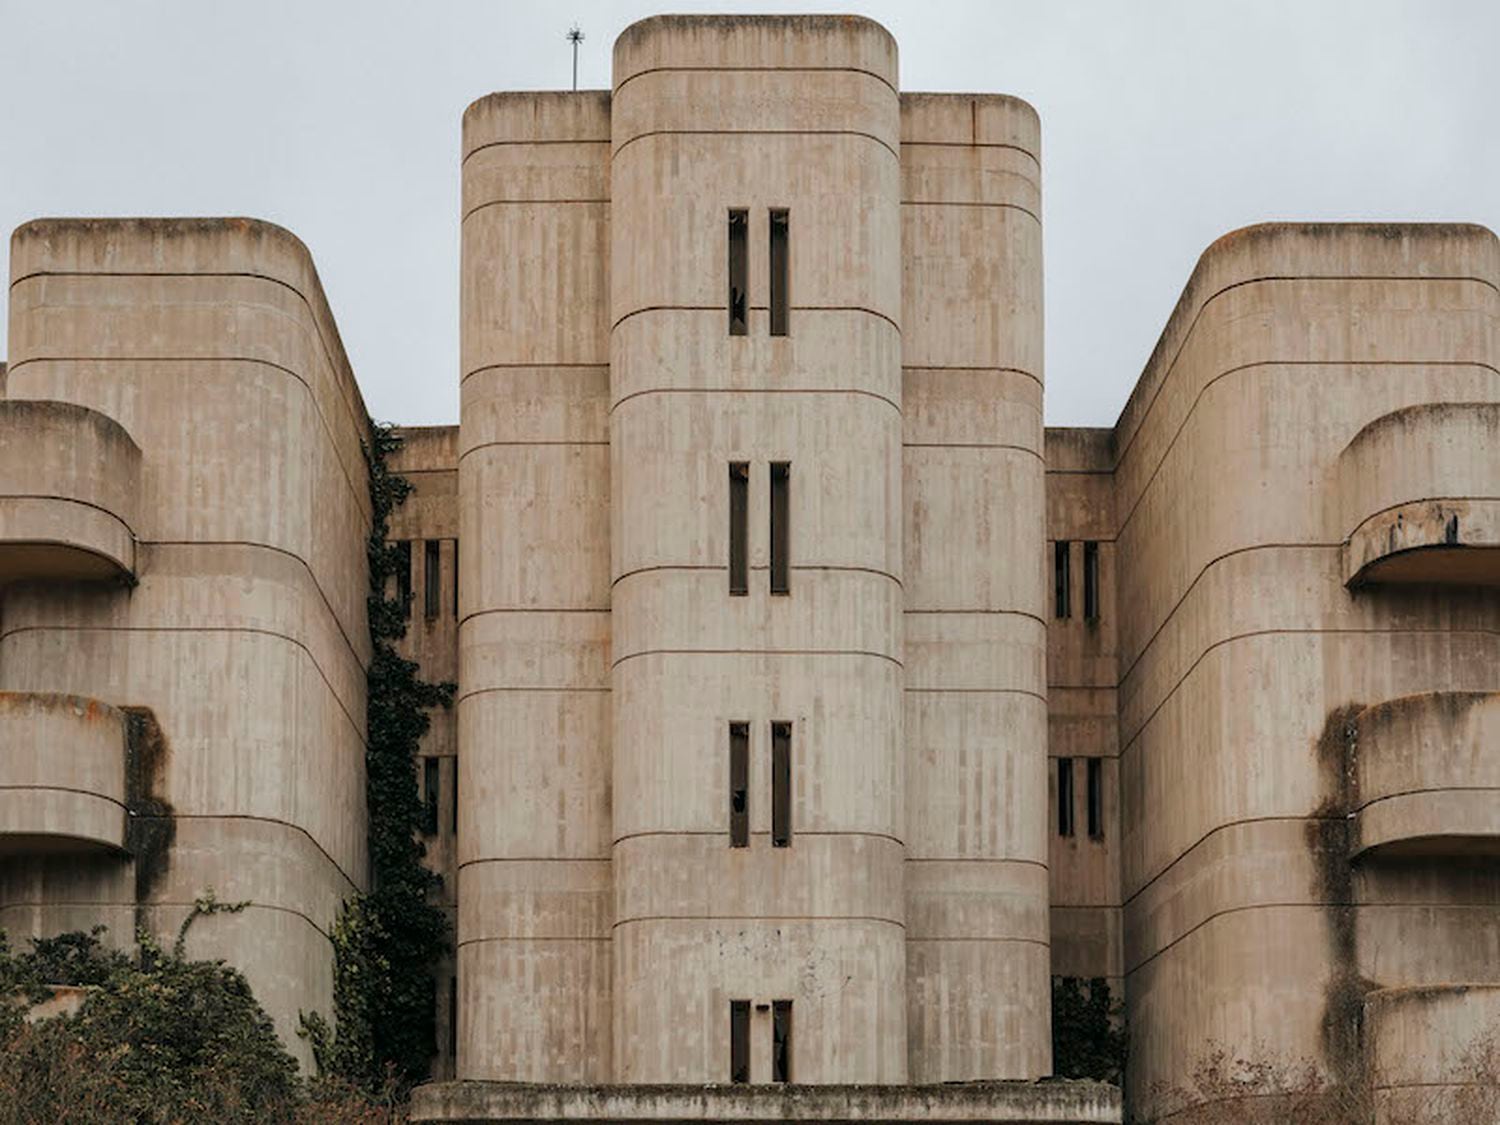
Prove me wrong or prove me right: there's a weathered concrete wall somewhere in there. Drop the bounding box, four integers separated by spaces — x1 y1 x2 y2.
0 692 127 852
609 14 906 1085
410 1079 1122 1123
0 217 372 1066
458 89 614 1081
1043 429 1122 996
901 92 1050 1081
1113 223 1500 1117
390 424 461 1076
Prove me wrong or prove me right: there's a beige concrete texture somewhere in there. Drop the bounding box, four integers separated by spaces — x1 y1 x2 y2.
458 87 614 1082
605 12 909 1087
1111 222 1500 1117
2 216 372 1066
1338 401 1500 585
1366 984 1500 1124
0 692 127 853
901 92 1049 1082
410 1079 1123 1124
0 400 140 584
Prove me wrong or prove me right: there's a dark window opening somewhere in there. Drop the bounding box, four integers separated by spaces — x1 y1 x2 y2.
1057 757 1075 838
771 721 792 847
729 462 749 596
1054 541 1071 619
452 538 460 619
425 539 442 619
769 209 789 337
1087 757 1103 839
1083 541 1100 621
729 721 749 848
451 757 459 838
448 974 458 1061
770 462 790 595
728 209 748 336
772 1000 792 1083
423 757 439 836
730 999 750 1083
396 540 412 616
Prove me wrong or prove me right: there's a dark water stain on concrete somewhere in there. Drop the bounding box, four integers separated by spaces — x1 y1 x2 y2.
121 707 175 924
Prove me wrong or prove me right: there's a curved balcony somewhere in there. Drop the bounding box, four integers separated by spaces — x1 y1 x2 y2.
0 400 140 584
0 692 128 853
1338 403 1500 587
1366 984 1500 1122
1351 692 1500 858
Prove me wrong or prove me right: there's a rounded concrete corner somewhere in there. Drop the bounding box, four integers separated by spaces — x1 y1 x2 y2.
462 90 613 158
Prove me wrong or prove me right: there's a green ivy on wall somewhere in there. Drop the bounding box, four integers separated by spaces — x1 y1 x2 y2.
301 424 455 1093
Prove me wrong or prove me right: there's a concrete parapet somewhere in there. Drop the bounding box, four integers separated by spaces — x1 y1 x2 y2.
0 400 140 584
1366 983 1500 1124
1339 402 1500 585
0 691 127 853
1352 692 1500 857
410 1079 1121 1124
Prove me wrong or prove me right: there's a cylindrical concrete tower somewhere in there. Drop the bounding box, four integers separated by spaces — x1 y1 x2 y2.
457 92 615 1080
608 16 907 1083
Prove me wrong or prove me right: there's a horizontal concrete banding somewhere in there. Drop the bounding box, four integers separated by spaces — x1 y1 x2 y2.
0 499 135 581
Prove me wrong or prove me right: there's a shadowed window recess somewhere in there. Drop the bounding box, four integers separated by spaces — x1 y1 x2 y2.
1057 756 1075 838
729 721 749 848
1083 541 1100 621
770 462 790 595
1054 540 1071 619
729 462 749 596
425 538 441 619
769 208 789 337
772 1000 793 1082
772 720 792 847
1087 757 1103 838
728 209 748 335
730 999 750 1083
423 756 439 836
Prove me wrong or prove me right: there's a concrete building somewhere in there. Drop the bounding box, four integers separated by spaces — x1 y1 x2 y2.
0 13 1496 1125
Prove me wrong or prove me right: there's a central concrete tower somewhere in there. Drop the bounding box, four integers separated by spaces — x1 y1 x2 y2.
608 15 906 1083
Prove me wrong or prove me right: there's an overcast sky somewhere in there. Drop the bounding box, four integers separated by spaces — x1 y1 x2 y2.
2 0 1495 427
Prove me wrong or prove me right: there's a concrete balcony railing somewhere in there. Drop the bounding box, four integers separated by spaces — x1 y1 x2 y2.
0 692 128 853
1351 692 1500 858
1338 403 1500 587
0 400 141 585
1366 984 1500 1124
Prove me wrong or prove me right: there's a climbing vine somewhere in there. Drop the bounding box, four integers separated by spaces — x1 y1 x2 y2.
301 424 455 1092
1052 975 1128 1085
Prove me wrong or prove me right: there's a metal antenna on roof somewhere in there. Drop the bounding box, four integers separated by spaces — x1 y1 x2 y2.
567 24 585 91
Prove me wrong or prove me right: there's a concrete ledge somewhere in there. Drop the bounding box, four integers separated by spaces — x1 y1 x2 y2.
0 692 128 853
1352 691 1500 858
1338 403 1500 587
410 1081 1122 1124
0 400 139 584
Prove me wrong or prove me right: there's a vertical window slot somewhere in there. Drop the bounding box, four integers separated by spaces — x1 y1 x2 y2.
772 1000 792 1083
771 720 792 847
1054 541 1071 619
396 540 413 616
423 757 439 836
729 462 749 596
730 999 751 1083
425 539 442 619
448 974 458 1062
1057 757 1075 837
451 757 459 839
1083 541 1100 621
729 721 750 848
770 462 790 595
452 538 460 619
728 209 749 336
1087 757 1103 839
769 209 789 337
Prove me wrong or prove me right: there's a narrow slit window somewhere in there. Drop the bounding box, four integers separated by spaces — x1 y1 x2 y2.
769 462 790 595
1087 757 1103 839
1054 541 1071 619
729 721 750 848
769 209 789 337
730 999 750 1083
729 462 749 596
423 757 439 836
1057 757 1075 838
396 540 412 616
1083 541 1100 621
728 209 749 336
425 539 442 619
772 1000 792 1083
448 974 458 1061
452 538 460 619
451 757 459 838
771 721 792 847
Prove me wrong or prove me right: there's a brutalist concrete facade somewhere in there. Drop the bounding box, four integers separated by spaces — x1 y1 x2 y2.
2 13 1498 1124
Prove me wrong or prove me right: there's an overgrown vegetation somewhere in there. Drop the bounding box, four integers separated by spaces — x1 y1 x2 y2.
299 424 455 1093
0 899 402 1123
1052 975 1128 1085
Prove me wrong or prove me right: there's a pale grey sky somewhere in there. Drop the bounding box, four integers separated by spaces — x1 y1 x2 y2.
2 1 1495 427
